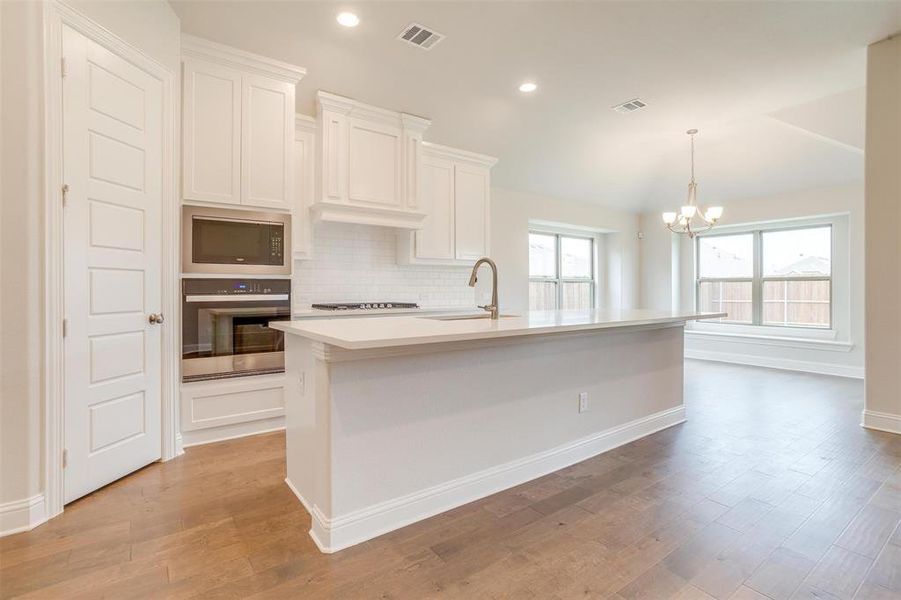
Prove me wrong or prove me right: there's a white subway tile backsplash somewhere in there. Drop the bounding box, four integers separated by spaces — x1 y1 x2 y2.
293 223 477 310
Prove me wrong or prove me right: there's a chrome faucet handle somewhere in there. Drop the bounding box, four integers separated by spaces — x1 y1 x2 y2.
478 304 499 319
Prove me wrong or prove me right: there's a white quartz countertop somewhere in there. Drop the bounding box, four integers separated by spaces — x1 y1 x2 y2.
269 309 726 350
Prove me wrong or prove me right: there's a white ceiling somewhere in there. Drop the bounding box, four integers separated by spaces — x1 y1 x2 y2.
170 1 901 212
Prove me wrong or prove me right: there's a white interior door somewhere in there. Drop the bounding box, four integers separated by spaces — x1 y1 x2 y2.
62 25 163 503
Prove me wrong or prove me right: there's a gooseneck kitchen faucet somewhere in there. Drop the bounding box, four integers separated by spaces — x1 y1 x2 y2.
468 257 499 319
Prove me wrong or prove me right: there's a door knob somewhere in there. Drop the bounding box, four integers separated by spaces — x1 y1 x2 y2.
148 313 165 325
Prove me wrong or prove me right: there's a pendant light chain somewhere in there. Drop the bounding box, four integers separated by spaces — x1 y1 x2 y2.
690 131 695 184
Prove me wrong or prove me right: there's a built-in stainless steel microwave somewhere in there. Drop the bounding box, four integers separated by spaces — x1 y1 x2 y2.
182 206 291 275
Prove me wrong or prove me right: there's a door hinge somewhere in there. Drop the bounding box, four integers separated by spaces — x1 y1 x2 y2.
62 184 69 206
62 319 68 338
61 57 67 78
62 449 68 468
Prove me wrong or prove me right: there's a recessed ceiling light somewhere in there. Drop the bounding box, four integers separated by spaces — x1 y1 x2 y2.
336 12 360 27
518 82 537 93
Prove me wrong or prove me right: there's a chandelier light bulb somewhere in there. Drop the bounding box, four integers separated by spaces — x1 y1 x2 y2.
705 206 723 221
681 205 697 219
662 212 677 225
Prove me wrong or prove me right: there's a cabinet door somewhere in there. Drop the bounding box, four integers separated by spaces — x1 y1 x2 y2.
319 109 347 203
241 75 294 209
454 164 490 260
182 58 242 204
293 126 315 258
415 155 455 259
347 118 402 208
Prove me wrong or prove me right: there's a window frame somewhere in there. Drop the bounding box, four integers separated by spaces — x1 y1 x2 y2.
695 224 833 330
529 230 597 310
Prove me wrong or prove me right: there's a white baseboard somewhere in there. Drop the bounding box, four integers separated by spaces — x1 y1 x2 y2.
181 416 285 448
685 349 864 379
306 405 686 553
861 410 901 435
284 477 312 513
0 494 47 537
282 478 332 552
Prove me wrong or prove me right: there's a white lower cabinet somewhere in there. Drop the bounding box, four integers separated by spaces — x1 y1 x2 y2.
180 373 286 446
398 142 497 265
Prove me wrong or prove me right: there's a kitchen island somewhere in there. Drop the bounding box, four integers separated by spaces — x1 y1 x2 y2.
269 308 724 553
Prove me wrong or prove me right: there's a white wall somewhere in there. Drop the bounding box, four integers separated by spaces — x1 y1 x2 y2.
640 182 864 378
0 0 180 531
1 0 45 514
864 35 901 433
490 187 640 312
293 222 477 311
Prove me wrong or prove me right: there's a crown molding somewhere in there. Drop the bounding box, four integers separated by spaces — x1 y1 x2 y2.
295 113 317 133
400 113 431 133
181 34 306 84
316 91 432 131
423 141 498 168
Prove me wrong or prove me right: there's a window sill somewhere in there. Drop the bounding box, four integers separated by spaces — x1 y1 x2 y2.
685 328 854 353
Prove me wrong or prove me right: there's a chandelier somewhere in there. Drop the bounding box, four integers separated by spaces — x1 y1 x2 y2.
662 129 723 237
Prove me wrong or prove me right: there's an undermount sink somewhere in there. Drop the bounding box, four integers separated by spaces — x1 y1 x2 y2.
424 313 519 321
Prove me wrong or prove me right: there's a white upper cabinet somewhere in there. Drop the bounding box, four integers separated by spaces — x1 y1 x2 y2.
181 35 305 212
453 163 491 260
241 75 295 209
416 154 455 260
398 143 497 265
313 92 430 229
347 118 402 208
293 115 316 259
182 58 242 205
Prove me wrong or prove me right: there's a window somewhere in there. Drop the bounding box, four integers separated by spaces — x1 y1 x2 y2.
529 232 595 310
697 225 832 328
697 234 754 324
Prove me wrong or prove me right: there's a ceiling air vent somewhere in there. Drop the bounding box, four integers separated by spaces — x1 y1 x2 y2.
612 98 647 114
397 22 445 50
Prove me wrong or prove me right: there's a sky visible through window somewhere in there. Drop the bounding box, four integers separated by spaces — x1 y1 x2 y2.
529 233 556 278
699 234 753 278
763 227 831 276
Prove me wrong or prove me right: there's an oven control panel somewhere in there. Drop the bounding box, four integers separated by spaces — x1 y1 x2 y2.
182 278 292 296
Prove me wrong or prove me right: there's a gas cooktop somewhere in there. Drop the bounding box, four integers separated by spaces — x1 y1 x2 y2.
311 302 420 311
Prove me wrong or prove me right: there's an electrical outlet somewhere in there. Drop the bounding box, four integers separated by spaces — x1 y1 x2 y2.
579 392 589 413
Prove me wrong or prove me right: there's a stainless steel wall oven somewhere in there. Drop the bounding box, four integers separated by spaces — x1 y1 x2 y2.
182 278 291 382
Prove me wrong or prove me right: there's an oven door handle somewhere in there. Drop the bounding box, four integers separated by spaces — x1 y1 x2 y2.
185 294 290 302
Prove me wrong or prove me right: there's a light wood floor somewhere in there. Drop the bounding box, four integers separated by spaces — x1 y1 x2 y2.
2 361 900 599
